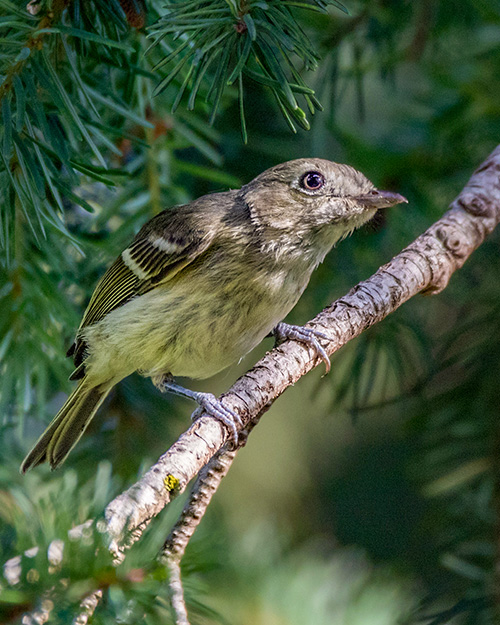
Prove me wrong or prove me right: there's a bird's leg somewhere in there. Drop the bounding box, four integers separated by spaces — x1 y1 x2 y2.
155 375 243 444
272 322 332 374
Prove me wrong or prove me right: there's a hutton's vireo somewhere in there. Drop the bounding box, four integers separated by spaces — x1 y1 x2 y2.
21 159 406 472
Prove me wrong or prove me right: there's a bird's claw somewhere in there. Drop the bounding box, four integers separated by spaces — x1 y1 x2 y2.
157 378 243 445
191 392 243 445
273 322 331 374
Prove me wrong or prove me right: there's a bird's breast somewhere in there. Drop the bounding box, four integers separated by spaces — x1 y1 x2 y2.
82 257 311 383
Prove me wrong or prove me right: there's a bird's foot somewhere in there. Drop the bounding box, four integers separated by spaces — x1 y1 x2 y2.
158 377 242 444
190 392 243 444
273 321 331 374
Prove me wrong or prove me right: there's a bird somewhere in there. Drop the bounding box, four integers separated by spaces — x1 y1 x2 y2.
21 158 407 472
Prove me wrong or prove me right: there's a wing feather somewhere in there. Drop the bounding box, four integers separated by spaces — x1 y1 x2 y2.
68 209 215 369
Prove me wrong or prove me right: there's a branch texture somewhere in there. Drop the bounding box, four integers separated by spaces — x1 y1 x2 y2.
104 145 500 558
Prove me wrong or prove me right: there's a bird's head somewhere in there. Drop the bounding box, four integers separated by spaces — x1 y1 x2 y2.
241 158 407 250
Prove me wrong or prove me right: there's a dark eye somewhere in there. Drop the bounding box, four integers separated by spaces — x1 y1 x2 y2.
300 171 325 191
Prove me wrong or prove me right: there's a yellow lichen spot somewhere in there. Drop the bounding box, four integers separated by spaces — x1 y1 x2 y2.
164 474 180 492
27 568 40 583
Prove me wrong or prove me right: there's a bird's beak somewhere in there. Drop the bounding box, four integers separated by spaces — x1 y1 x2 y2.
356 189 408 210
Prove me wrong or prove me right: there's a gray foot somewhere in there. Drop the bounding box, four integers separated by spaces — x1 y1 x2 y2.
273 322 331 373
159 378 242 444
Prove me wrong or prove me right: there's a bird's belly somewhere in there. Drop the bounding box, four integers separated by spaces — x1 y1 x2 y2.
83 271 305 382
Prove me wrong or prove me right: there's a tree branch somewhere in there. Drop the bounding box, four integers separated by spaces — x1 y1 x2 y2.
159 415 263 622
104 144 500 562
160 417 260 563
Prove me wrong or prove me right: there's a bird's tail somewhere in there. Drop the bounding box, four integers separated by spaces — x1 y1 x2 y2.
20 380 110 473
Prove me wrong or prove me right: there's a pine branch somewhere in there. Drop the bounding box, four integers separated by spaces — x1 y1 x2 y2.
72 589 103 625
147 0 345 139
0 0 68 103
0 0 149 258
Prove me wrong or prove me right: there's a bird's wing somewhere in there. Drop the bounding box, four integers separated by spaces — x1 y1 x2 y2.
68 209 215 371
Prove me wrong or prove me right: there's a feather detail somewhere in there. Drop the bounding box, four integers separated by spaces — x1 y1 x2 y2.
20 379 110 472
69 362 86 381
122 248 150 279
82 255 138 327
123 232 190 280
66 209 216 371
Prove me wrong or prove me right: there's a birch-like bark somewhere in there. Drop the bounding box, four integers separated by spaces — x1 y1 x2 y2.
159 418 261 624
104 145 500 561
160 415 260 556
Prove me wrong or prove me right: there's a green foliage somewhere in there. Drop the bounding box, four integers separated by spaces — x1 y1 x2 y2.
0 0 142 259
148 0 347 140
0 462 217 625
0 464 116 624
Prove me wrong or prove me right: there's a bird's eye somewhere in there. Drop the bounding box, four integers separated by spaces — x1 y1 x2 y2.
300 171 325 191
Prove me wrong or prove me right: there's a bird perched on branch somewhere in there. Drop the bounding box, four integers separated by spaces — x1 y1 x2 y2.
21 158 406 472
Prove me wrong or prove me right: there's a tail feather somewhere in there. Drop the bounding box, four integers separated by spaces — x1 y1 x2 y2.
20 380 110 473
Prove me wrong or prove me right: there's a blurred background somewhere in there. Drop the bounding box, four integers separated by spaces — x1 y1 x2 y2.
1 1 499 623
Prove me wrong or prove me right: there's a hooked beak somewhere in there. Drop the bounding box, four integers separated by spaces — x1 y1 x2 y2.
356 189 408 210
